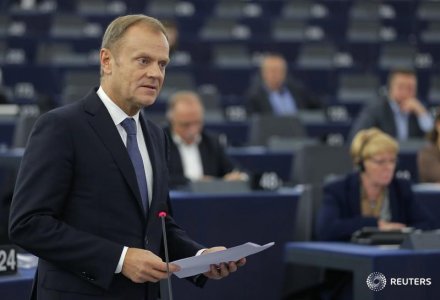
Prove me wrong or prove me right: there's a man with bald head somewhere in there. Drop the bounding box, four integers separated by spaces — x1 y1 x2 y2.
246 53 321 115
166 91 247 188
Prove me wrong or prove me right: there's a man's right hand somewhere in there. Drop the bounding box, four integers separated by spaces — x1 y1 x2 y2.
401 98 428 116
122 248 181 283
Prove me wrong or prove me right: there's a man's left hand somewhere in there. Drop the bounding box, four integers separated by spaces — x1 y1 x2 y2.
201 247 246 280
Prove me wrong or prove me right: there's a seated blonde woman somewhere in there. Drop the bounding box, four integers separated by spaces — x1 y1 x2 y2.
316 128 433 241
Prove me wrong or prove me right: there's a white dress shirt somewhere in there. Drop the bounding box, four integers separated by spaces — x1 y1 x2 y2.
97 87 205 274
97 87 154 273
172 133 204 181
389 100 433 140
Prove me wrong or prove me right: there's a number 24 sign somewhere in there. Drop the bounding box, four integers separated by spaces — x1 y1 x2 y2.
0 245 17 275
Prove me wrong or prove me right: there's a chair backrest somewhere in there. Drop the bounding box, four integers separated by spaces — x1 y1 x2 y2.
337 72 380 103
214 1 248 18
199 18 236 40
248 114 306 146
418 1 440 21
421 21 440 43
50 15 86 38
428 75 440 103
282 0 316 20
12 106 40 148
213 44 252 68
159 71 195 101
379 44 416 70
349 1 382 21
272 19 306 42
399 138 427 152
61 70 98 105
347 20 382 43
292 184 324 241
291 144 352 185
267 136 318 152
296 43 336 69
189 180 250 194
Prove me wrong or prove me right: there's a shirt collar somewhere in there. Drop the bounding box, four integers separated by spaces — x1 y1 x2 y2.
97 86 140 126
172 132 201 146
265 85 287 95
388 99 406 116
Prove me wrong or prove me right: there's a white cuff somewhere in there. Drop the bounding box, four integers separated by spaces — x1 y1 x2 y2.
115 246 128 273
196 248 207 256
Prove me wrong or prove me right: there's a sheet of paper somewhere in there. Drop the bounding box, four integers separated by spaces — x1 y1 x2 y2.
171 242 275 278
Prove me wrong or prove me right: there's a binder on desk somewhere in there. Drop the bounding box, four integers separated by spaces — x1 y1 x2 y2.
351 227 413 246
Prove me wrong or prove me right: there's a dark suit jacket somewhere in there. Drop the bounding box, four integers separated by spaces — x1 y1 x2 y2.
164 128 235 189
245 77 321 115
9 89 205 300
348 97 425 141
315 172 434 241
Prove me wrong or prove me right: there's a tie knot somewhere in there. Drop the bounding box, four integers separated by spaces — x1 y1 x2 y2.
121 118 137 136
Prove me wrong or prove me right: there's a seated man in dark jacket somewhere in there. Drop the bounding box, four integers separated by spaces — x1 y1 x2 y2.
316 128 434 241
245 53 321 116
349 69 433 142
165 90 247 189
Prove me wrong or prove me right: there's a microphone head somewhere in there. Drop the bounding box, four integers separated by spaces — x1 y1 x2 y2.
157 202 168 218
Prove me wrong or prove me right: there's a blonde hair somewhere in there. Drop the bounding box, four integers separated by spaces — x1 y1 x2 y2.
100 15 167 76
351 128 399 164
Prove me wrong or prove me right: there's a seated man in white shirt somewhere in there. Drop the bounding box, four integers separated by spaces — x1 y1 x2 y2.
164 90 247 189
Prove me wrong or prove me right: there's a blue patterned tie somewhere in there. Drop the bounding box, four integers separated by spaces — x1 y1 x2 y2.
120 118 149 212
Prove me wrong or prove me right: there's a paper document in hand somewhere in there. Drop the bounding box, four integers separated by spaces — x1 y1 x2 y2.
172 242 275 278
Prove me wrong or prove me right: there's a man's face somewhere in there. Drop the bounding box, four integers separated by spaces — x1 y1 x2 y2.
389 73 417 108
261 57 287 91
101 23 170 115
171 100 203 145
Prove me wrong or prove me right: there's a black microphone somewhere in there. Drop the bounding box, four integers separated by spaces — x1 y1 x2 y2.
157 203 173 300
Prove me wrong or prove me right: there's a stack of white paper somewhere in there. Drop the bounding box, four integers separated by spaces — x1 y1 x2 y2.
172 242 275 278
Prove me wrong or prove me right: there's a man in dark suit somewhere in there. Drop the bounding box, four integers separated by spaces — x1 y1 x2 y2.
349 69 433 141
165 91 247 189
9 15 245 300
245 53 321 115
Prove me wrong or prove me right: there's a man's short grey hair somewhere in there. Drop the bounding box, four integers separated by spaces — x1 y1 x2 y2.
101 14 167 53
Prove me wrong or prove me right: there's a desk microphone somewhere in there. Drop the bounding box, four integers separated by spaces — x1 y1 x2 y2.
157 203 173 300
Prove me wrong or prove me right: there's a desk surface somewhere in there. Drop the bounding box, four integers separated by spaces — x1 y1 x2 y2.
171 191 299 300
0 268 34 300
285 242 440 300
230 147 419 182
0 146 422 183
0 191 300 300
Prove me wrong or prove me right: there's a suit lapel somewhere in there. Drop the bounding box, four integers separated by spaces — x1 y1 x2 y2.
408 114 421 137
139 113 161 225
198 139 210 175
384 101 398 137
83 91 146 218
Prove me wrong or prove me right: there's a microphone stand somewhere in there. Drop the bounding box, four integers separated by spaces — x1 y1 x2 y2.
159 211 173 300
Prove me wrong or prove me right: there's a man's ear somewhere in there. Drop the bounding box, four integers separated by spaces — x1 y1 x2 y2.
100 48 112 75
